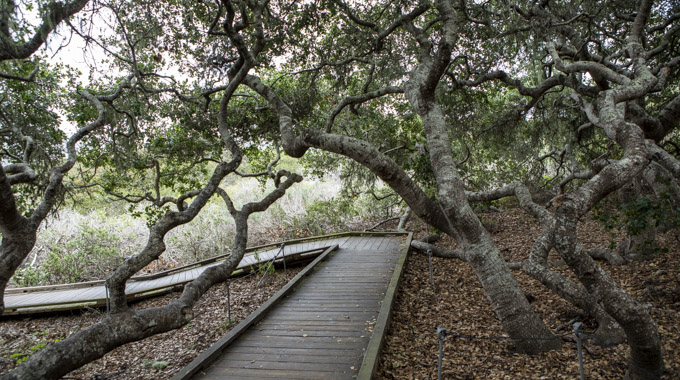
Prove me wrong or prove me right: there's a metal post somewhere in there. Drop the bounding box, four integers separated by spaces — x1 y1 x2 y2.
573 322 585 380
104 283 110 314
437 328 446 380
257 244 283 287
280 243 287 278
226 278 231 324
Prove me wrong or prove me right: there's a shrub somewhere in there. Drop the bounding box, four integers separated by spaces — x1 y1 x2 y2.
14 226 124 286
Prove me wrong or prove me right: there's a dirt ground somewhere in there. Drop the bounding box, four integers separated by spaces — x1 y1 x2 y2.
1 208 678 379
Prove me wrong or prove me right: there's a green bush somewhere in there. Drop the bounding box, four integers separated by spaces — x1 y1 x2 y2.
593 193 679 254
13 226 124 286
280 197 359 238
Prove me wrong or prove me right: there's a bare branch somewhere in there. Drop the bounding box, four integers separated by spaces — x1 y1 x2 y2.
0 65 38 82
548 43 631 86
647 140 680 180
365 216 400 231
411 240 468 261
30 89 109 223
235 145 281 179
0 0 90 61
375 1 431 48
326 86 403 132
3 163 36 185
332 0 379 32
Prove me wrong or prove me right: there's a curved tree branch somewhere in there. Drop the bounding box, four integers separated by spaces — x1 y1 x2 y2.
0 0 90 61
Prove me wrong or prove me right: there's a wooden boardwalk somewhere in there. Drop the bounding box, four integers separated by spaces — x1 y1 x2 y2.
3 237 348 316
173 233 411 380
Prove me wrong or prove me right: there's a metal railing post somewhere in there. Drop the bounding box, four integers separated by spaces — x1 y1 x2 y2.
226 278 231 324
574 322 585 380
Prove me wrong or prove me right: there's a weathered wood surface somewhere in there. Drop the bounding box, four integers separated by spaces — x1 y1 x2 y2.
3 236 349 316
174 233 411 380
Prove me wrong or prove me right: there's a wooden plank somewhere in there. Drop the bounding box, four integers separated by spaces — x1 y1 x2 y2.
275 305 379 312
124 281 146 294
289 291 384 296
2 233 404 297
170 244 339 380
266 310 377 317
2 245 333 316
298 280 388 285
294 284 387 290
5 292 54 308
346 237 364 250
358 232 412 380
252 316 376 323
360 237 375 250
2 300 103 315
372 237 386 251
209 358 356 372
254 320 369 328
252 329 368 337
282 296 384 301
7 290 76 308
237 334 366 344
276 301 380 308
231 339 361 350
224 345 364 357
367 237 383 250
193 367 356 380
215 351 360 363
180 235 409 379
7 233 407 372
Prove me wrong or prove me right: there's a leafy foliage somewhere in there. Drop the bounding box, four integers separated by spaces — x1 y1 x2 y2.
593 191 680 254
13 226 123 286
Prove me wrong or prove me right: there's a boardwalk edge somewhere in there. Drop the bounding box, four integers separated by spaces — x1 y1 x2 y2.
357 231 413 380
170 244 339 380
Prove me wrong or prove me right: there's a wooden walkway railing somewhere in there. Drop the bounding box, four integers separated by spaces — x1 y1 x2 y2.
3 236 351 316
172 232 412 380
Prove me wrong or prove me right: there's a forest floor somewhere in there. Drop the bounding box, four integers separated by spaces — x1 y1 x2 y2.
378 209 680 379
1 207 678 379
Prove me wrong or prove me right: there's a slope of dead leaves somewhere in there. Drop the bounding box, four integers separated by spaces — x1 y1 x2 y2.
1 208 678 379
378 209 680 379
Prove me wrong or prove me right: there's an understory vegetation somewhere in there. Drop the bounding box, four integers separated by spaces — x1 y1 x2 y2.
10 173 403 288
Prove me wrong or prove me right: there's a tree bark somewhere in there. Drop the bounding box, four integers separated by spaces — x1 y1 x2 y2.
469 182 625 346
3 42 302 375
398 5 560 351
247 69 561 353
0 165 37 314
0 90 110 313
552 65 663 380
541 1 665 373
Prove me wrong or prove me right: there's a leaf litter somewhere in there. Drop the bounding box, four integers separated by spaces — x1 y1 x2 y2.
377 209 679 379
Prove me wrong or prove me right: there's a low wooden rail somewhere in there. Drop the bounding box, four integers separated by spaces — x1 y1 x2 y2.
3 242 340 316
